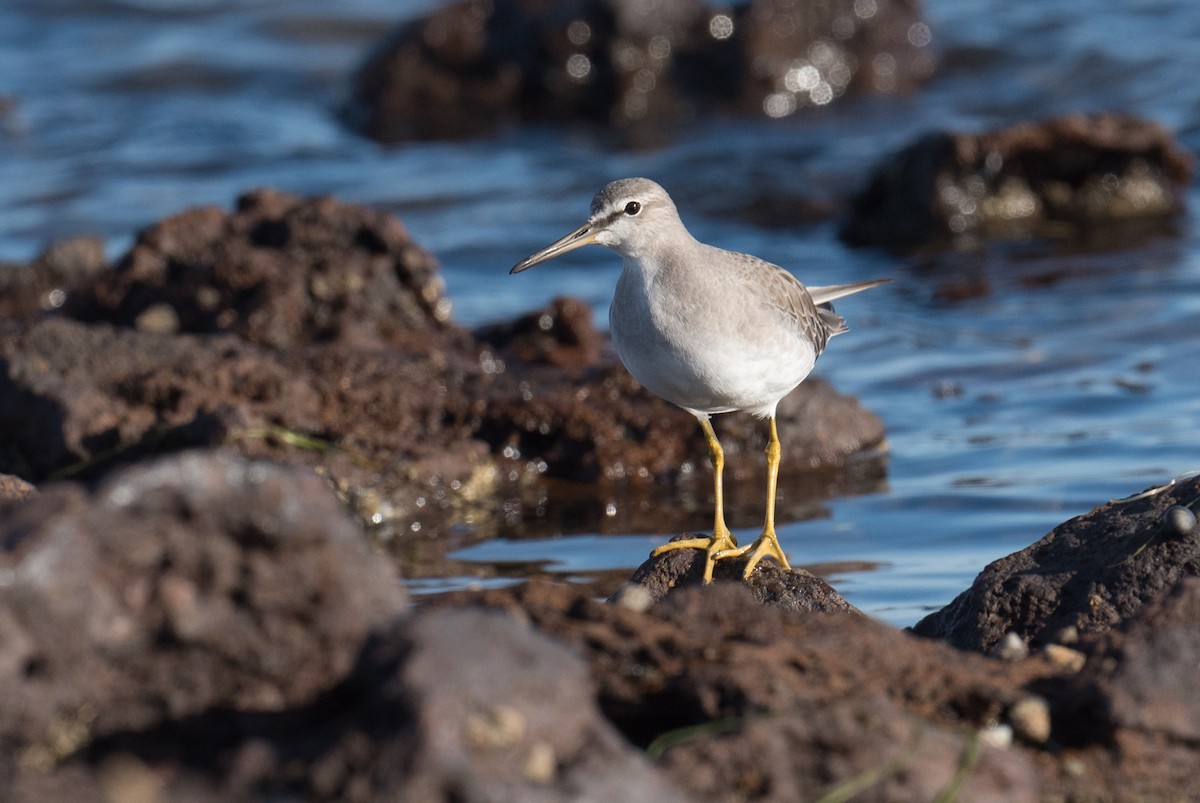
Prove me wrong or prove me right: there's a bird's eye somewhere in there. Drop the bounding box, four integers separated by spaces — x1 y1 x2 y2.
624 201 641 216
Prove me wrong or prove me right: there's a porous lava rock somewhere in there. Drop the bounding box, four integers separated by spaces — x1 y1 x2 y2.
842 113 1193 249
0 236 106 321
352 0 935 142
64 189 456 352
0 453 682 802
0 451 406 768
3 454 1200 800
912 475 1200 653
615 533 862 615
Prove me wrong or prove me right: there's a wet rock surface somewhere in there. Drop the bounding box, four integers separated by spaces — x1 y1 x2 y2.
842 112 1194 249
616 533 861 615
912 475 1200 653
351 0 935 142
0 189 887 550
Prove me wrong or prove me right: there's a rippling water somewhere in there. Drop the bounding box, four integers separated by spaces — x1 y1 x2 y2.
5 0 1200 624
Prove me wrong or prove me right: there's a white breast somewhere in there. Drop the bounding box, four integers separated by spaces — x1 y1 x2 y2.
609 254 817 419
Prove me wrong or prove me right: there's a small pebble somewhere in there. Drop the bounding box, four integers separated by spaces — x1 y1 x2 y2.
1043 643 1086 673
992 631 1029 661
612 583 655 613
466 705 525 750
134 302 180 335
1164 505 1197 537
1050 625 1079 646
979 723 1013 748
523 742 557 783
1009 697 1052 744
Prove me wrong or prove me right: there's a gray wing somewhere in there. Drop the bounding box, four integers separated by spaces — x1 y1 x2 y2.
740 253 844 355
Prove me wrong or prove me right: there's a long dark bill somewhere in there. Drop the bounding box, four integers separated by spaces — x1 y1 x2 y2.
510 223 599 274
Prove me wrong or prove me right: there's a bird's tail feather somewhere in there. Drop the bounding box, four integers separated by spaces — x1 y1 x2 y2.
808 278 890 305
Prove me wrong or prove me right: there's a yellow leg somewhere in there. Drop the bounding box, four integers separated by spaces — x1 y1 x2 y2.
713 416 792 578
651 417 738 582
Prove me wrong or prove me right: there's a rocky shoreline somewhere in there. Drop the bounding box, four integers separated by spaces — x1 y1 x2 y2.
1 450 1197 801
1 113 1197 798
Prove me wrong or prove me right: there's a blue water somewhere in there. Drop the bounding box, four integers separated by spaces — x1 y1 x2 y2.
5 0 1200 625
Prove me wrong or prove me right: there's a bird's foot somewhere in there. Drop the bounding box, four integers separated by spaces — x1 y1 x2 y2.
714 528 791 579
652 528 739 583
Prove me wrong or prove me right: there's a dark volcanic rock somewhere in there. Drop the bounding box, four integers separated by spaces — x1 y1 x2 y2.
478 363 885 487
475 296 607 369
0 316 325 480
0 451 406 763
437 581 1049 801
3 455 1200 800
352 0 935 142
436 578 1200 800
657 693 1035 802
1100 579 1200 742
617 533 861 614
0 310 884 537
0 453 682 802
842 113 1193 249
1031 576 1200 799
912 475 1200 653
65 189 455 351
391 609 687 802
1091 577 1200 742
737 0 933 115
0 236 107 321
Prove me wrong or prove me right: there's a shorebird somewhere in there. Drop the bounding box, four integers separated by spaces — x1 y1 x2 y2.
511 178 887 583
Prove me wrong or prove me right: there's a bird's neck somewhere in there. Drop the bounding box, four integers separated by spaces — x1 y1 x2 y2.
617 224 695 272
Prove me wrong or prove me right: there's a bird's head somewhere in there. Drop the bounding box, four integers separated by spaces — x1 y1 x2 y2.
510 177 681 273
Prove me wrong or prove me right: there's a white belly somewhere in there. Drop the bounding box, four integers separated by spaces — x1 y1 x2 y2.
609 261 816 418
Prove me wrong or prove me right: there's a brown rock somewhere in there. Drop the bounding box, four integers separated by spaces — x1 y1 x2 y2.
0 236 107 321
0 308 883 545
1089 577 1200 742
435 581 1050 800
911 475 1200 653
432 577 1200 800
617 533 861 614
393 609 688 802
478 362 886 486
352 0 936 142
0 451 406 760
0 453 684 802
0 316 324 480
65 188 455 351
475 295 607 369
842 112 1193 249
658 694 1037 802
3 480 1200 801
